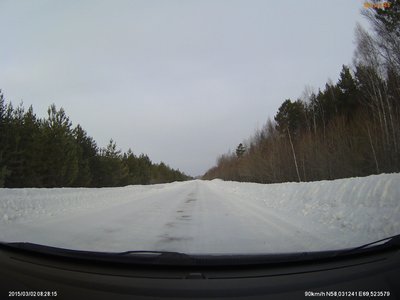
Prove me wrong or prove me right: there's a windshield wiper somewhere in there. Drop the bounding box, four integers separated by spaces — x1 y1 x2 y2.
1 235 399 267
338 234 400 256
117 250 195 265
0 241 195 265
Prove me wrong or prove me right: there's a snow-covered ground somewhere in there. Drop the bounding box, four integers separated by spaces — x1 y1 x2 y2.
1 174 399 254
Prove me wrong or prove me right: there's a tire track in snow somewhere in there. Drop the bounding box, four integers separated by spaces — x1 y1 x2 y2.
203 181 342 252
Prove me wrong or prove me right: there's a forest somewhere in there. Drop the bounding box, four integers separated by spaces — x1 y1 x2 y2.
0 98 190 188
203 1 400 183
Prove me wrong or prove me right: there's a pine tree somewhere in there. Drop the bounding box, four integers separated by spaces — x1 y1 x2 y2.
337 65 360 118
72 124 97 187
236 143 246 157
39 104 78 187
0 91 8 187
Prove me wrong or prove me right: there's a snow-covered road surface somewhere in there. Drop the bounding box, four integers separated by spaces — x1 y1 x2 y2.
1 174 399 254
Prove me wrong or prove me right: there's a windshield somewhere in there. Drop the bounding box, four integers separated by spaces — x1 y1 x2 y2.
0 0 399 257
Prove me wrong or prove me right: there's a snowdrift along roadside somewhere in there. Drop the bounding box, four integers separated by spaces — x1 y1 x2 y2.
0 182 184 224
207 173 400 241
0 174 399 253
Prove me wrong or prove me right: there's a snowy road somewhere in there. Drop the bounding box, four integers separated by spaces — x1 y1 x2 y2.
1 175 399 254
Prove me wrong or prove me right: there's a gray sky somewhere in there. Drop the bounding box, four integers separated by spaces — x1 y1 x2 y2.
0 0 368 176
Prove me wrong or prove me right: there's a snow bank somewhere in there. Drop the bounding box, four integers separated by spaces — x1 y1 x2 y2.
0 175 398 253
0 182 183 224
208 173 400 242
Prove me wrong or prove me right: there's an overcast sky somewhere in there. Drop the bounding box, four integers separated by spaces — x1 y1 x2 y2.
0 0 369 176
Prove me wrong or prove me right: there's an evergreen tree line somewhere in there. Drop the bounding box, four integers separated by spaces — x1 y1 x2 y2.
203 1 400 183
0 98 190 188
